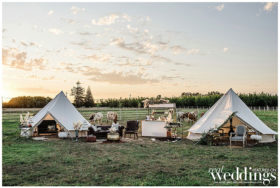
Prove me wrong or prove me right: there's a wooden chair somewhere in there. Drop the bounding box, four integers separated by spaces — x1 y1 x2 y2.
230 125 247 148
125 121 139 139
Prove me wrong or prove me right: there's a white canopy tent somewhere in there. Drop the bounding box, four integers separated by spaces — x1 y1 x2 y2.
187 88 277 143
29 91 90 135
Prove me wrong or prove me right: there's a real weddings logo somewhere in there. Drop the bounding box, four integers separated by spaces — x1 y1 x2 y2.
208 166 277 185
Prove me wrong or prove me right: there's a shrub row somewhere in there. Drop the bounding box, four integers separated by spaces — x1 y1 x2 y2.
3 92 277 108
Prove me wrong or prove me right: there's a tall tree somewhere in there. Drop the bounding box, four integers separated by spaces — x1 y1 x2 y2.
71 81 85 107
156 95 162 99
84 86 95 107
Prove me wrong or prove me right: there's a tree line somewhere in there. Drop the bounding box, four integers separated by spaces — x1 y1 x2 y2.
2 82 277 108
3 96 52 108
96 92 277 108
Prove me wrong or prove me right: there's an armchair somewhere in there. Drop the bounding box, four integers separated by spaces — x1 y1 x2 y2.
124 120 139 139
230 125 247 148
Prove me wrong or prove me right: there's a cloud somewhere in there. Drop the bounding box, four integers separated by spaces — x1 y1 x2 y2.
58 62 80 73
92 14 120 25
150 55 190 67
2 48 47 71
122 14 131 22
70 6 85 15
110 38 190 67
48 10 54 15
2 48 9 65
48 28 63 35
61 18 76 24
127 24 138 33
65 65 76 73
68 31 76 35
92 13 131 26
115 57 152 67
70 41 94 49
137 16 152 23
28 74 55 80
19 40 40 47
151 55 172 63
79 32 92 36
60 63 159 85
110 38 124 45
70 41 86 46
110 38 145 53
143 41 159 54
18 87 57 94
264 2 277 12
173 62 191 67
110 38 159 55
42 76 55 80
170 45 186 55
186 49 200 55
83 24 91 28
215 4 225 11
20 41 28 46
223 47 229 53
84 54 111 62
89 72 159 85
29 42 36 46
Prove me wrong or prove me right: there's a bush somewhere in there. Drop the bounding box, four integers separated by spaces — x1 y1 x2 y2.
197 132 215 145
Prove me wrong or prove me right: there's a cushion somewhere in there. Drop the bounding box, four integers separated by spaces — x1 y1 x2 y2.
231 136 244 141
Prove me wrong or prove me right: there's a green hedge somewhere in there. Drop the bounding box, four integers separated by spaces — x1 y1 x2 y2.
3 92 277 108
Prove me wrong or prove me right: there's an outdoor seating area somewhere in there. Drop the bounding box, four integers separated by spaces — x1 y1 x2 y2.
18 89 276 147
209 132 259 147
87 125 127 141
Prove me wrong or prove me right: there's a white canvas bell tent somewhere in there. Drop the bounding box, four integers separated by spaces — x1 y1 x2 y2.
187 88 277 143
29 91 91 137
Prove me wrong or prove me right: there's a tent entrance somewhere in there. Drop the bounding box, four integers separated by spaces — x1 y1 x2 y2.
37 120 58 136
34 113 62 137
218 116 257 137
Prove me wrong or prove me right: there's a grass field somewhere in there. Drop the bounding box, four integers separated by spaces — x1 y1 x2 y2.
2 108 278 186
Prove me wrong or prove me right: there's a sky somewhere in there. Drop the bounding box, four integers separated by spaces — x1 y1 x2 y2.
2 2 278 102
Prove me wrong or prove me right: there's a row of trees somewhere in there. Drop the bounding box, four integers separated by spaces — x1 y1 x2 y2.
3 96 52 108
2 82 278 108
239 93 278 107
94 92 277 108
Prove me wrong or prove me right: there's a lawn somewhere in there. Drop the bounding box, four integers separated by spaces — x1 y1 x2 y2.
2 109 278 186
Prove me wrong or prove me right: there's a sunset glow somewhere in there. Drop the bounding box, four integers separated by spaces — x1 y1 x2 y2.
2 3 278 101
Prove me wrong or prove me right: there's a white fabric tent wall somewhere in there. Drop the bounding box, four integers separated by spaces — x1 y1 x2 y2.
187 88 277 143
29 91 90 132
